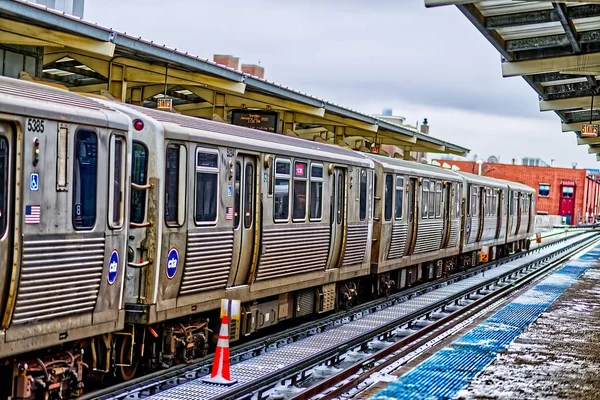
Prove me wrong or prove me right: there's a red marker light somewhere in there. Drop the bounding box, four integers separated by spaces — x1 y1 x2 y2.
133 119 144 131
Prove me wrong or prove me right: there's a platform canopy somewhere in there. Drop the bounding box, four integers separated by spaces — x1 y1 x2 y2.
425 1 600 159
0 0 469 158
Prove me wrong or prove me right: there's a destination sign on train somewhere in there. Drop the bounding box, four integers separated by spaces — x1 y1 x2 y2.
581 123 599 137
231 109 279 133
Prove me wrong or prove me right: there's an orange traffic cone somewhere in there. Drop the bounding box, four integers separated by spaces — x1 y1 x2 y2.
203 314 237 385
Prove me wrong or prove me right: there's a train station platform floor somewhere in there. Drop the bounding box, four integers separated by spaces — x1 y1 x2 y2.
367 242 600 400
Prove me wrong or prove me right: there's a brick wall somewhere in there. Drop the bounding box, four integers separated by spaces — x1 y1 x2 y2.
435 160 600 224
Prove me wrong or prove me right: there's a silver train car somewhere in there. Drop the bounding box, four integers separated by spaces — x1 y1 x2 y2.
0 76 536 399
0 77 130 397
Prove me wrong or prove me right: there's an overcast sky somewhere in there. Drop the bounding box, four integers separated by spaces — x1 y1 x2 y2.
86 0 596 168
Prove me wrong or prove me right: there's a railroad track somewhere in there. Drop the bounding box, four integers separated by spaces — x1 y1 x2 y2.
290 234 600 400
83 230 593 400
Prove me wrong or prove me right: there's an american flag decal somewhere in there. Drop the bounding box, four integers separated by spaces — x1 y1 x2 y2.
225 207 234 220
25 205 41 224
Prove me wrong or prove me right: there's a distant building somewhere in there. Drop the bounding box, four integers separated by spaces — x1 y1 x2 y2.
434 159 600 226
521 157 549 167
30 0 85 18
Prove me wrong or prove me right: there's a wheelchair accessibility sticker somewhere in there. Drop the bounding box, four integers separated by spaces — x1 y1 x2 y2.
30 173 39 191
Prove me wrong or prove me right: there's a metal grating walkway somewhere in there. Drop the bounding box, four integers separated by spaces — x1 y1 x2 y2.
149 234 594 400
372 244 600 400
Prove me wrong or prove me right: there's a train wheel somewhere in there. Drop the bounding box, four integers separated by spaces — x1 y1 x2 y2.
116 335 139 381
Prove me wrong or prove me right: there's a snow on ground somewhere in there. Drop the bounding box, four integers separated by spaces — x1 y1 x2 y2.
456 262 600 400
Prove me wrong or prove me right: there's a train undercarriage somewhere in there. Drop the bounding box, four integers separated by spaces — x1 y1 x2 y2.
5 241 530 399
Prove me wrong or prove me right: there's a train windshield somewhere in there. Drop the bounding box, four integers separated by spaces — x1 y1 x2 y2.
0 137 7 236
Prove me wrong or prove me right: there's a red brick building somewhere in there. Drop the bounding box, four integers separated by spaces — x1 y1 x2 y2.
434 160 600 225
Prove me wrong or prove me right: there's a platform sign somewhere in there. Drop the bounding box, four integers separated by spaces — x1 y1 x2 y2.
231 109 279 133
581 123 599 137
220 299 241 321
157 98 173 111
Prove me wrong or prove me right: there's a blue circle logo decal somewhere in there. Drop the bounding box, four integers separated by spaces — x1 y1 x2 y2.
108 250 119 285
166 247 179 280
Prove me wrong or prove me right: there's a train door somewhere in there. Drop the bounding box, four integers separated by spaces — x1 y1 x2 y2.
127 141 152 302
514 192 522 234
559 184 575 225
495 189 503 239
0 123 14 321
405 177 418 255
477 186 485 241
231 154 257 285
441 182 452 248
328 168 345 269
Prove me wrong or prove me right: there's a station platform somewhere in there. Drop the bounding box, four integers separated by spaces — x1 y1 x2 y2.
370 242 600 400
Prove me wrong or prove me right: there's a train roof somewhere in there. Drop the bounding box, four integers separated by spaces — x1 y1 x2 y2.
454 171 510 189
109 102 373 168
366 154 462 181
0 76 129 130
497 178 536 193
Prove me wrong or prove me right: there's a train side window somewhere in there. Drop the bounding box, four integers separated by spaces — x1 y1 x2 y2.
195 147 219 224
368 170 374 221
428 180 435 218
359 168 367 221
292 161 307 221
0 137 7 236
165 144 187 227
56 126 68 190
309 163 323 221
337 171 345 225
274 159 291 222
395 176 404 220
384 173 393 221
422 179 429 219
435 182 442 218
131 142 148 224
244 163 253 228
455 184 461 218
471 186 478 217
72 129 98 230
108 135 126 228
234 161 241 228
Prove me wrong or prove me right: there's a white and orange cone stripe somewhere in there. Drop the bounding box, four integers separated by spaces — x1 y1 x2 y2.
203 314 237 385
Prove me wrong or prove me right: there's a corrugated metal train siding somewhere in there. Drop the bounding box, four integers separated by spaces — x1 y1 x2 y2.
342 223 368 266
449 218 460 248
180 230 233 295
413 219 443 254
256 225 330 281
387 223 408 260
467 217 480 244
480 216 498 242
13 236 105 325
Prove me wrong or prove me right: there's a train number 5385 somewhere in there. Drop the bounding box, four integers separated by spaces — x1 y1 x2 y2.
27 118 45 133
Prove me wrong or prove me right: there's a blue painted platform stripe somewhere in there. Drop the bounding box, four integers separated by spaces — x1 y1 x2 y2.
372 246 598 400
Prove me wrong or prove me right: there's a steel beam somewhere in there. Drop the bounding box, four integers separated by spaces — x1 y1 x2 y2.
0 18 114 57
553 3 580 53
502 52 600 77
588 146 600 154
486 9 557 30
540 96 600 111
577 137 600 145
563 120 600 132
506 34 569 52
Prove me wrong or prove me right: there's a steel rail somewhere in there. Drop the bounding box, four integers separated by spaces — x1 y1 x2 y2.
83 230 589 400
292 235 600 400
207 232 599 400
